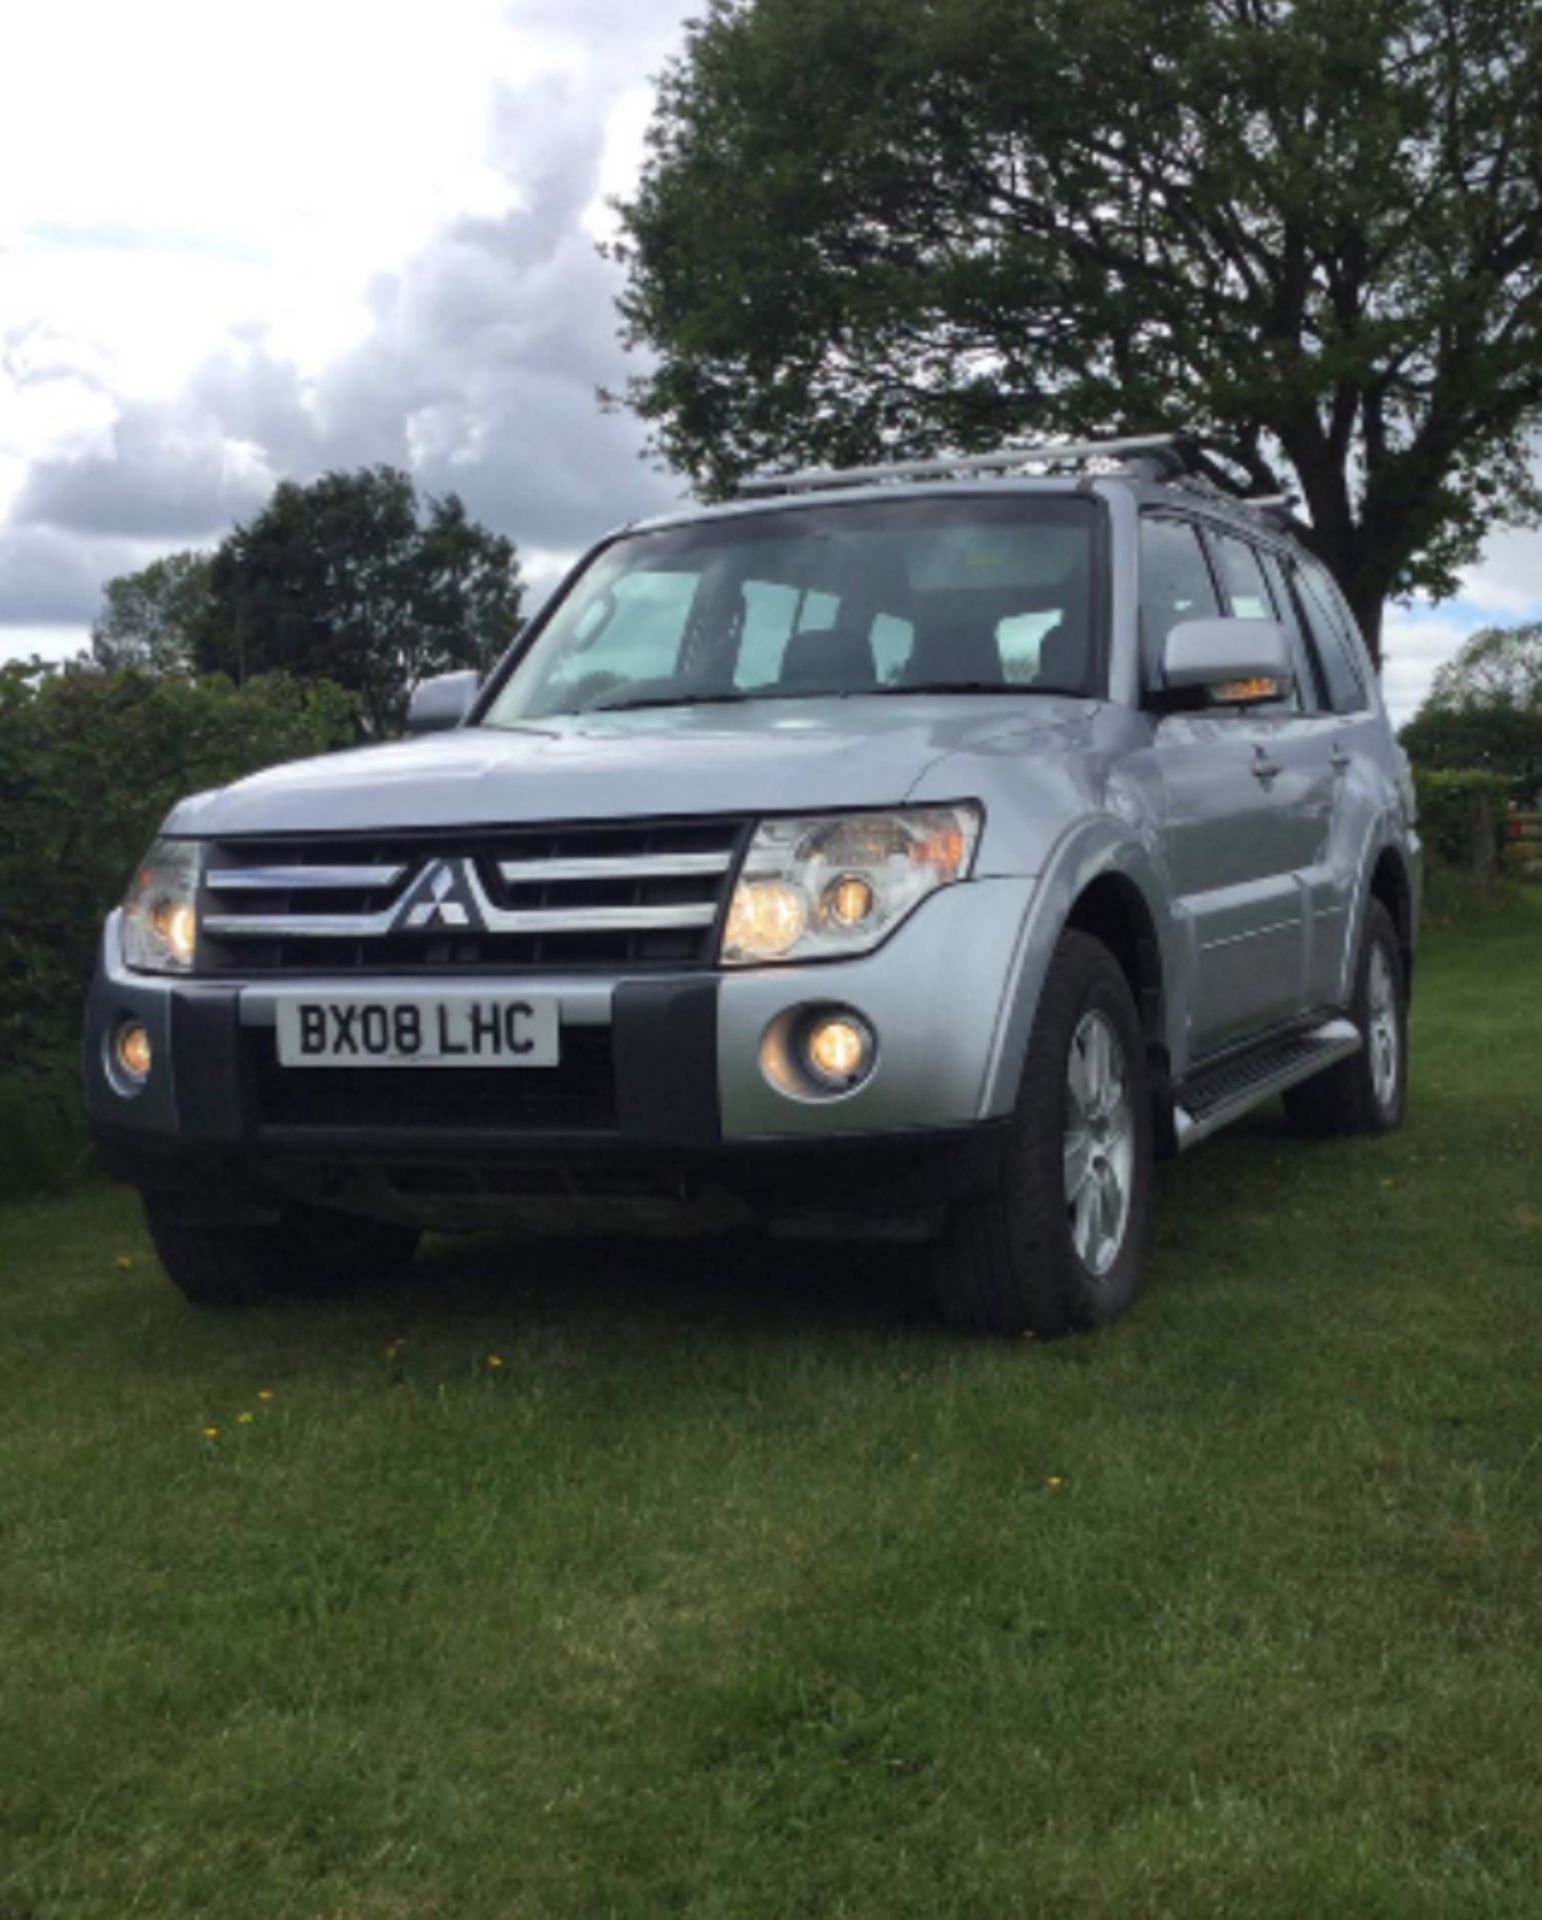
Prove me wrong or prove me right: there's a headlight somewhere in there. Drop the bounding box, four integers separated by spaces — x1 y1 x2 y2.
122 838 204 974
721 806 981 966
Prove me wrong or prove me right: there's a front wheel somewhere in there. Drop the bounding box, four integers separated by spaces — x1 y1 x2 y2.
143 1196 419 1307
931 930 1154 1338
1283 898 1408 1138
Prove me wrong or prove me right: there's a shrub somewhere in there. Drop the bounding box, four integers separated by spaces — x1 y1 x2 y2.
0 1063 92 1204
0 662 356 1074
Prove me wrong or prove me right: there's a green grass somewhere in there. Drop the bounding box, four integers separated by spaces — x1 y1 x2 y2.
3 895 1540 1919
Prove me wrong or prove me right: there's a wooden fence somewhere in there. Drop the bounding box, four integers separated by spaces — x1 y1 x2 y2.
1507 811 1542 876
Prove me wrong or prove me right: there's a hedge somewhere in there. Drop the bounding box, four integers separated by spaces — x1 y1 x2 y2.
1412 768 1512 880
0 662 356 1074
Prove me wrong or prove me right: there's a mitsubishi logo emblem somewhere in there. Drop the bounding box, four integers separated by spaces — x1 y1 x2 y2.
396 858 485 932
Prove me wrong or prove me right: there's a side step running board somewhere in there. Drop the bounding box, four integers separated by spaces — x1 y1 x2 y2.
1174 1018 1361 1151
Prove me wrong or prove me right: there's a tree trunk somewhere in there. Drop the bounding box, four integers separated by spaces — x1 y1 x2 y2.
1345 587 1384 672
1319 545 1386 672
1290 512 1386 674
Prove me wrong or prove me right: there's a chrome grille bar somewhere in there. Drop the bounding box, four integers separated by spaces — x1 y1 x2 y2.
206 906 402 938
497 852 732 884
207 865 406 891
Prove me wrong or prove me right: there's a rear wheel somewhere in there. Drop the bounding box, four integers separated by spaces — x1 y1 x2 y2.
931 930 1154 1338
143 1197 419 1307
1283 898 1408 1137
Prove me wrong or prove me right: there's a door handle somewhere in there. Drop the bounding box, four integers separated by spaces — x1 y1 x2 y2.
1330 745 1351 775
1252 747 1283 786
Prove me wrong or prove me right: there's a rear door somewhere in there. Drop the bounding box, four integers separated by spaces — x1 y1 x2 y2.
1206 530 1342 1014
1279 554 1385 1010
1140 516 1308 1059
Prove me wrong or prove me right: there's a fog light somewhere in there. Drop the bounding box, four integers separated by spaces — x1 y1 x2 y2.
116 1022 153 1082
803 1013 875 1090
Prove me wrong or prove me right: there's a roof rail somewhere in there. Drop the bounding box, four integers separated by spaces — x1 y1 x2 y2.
737 433 1193 497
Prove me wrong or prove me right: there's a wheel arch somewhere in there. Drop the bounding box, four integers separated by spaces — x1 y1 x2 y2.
1368 843 1416 997
981 824 1179 1148
1064 870 1177 1156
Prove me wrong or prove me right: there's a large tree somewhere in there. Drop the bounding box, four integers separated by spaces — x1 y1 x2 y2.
193 467 524 734
614 0 1542 662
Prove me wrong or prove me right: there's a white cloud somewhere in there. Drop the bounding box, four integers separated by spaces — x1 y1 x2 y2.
0 1 532 376
0 625 87 666
1381 607 1472 725
1455 526 1542 621
584 86 660 245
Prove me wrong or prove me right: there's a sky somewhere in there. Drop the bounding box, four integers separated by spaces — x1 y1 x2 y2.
2 0 1539 723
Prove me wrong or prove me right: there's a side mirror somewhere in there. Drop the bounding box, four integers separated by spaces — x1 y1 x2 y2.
407 670 481 735
1163 618 1294 705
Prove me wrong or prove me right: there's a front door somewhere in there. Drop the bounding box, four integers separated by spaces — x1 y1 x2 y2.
1151 711 1309 1057
1139 515 1307 1061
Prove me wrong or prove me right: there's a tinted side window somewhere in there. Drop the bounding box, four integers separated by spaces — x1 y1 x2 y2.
1292 562 1369 714
1210 531 1276 620
1207 530 1299 713
1140 517 1220 673
1317 569 1379 686
1258 549 1327 712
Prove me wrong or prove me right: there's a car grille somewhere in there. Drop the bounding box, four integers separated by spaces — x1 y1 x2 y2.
199 819 749 975
249 1025 618 1133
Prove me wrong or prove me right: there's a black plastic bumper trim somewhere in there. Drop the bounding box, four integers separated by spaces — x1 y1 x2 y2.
613 977 720 1147
170 985 248 1144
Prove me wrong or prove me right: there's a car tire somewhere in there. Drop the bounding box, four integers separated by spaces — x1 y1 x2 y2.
143 1197 419 1307
931 930 1154 1338
1283 898 1408 1138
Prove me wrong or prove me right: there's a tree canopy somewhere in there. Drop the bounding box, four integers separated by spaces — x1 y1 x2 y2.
615 0 1542 661
90 468 524 736
1425 620 1542 711
193 468 524 735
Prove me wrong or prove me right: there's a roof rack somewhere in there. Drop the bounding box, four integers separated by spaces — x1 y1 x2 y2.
1163 472 1304 528
736 433 1193 497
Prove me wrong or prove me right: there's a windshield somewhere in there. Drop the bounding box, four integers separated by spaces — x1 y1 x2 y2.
481 495 1101 725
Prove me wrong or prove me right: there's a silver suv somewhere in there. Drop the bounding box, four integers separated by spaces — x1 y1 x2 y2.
86 436 1422 1336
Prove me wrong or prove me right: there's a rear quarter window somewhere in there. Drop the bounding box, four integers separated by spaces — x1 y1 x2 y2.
1292 560 1370 714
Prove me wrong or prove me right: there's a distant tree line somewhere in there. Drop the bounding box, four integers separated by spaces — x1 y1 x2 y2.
1400 623 1542 803
90 465 525 736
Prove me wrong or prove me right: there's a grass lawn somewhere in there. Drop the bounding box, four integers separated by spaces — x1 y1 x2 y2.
3 893 1539 1919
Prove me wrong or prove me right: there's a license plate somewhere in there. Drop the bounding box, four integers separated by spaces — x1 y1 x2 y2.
274 992 560 1068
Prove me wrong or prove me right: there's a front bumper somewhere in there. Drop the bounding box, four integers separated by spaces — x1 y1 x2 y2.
86 877 1034 1222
